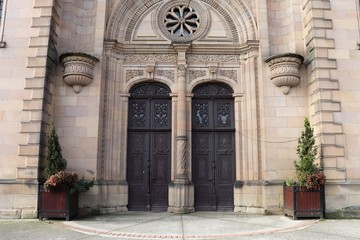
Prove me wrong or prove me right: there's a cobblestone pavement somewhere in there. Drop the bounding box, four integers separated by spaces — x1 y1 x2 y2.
0 212 359 240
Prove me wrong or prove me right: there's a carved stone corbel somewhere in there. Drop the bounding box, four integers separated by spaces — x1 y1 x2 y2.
59 52 99 93
146 64 155 80
208 64 218 80
265 53 304 95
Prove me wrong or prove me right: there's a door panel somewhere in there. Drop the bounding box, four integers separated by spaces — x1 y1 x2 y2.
127 83 171 211
127 132 149 210
151 132 171 210
192 132 214 210
215 132 235 210
192 83 235 211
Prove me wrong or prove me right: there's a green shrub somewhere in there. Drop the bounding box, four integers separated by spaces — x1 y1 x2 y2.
293 117 325 190
44 123 67 179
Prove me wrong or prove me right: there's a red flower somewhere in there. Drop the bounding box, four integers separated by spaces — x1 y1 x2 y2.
49 175 57 186
305 172 326 190
44 171 78 192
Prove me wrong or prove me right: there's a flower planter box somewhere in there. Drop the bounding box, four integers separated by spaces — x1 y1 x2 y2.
283 184 325 220
39 189 78 221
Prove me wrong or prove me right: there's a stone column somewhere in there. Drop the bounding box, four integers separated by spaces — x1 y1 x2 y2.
175 64 188 181
168 44 194 213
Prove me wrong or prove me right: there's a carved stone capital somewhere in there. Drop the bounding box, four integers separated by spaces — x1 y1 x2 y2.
265 53 304 95
177 64 187 77
60 52 99 93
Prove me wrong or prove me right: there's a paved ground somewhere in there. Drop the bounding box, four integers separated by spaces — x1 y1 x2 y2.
0 212 359 240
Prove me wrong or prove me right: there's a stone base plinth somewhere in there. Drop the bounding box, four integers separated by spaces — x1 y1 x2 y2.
168 180 194 213
98 181 128 213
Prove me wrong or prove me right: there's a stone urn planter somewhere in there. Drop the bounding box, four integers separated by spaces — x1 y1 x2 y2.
265 53 304 95
59 52 99 93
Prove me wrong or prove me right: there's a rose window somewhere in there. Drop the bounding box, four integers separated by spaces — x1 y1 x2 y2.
164 6 200 37
158 1 209 42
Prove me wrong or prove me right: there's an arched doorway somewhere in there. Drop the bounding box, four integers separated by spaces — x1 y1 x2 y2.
127 82 171 211
192 83 236 211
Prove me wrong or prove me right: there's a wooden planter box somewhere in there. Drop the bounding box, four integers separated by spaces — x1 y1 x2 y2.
283 184 325 220
39 189 78 221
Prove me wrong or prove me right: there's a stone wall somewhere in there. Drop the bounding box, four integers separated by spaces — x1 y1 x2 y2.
0 0 360 219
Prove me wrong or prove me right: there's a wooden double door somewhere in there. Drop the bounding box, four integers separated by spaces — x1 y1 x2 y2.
192 83 236 211
127 82 235 211
127 83 171 211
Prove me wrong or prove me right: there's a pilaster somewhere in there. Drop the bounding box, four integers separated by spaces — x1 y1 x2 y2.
302 0 346 181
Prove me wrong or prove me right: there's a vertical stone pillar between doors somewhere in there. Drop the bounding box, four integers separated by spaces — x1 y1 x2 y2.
168 44 194 213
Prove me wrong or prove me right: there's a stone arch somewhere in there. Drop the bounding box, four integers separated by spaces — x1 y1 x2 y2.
106 0 162 41
106 0 258 44
125 78 174 94
189 79 240 96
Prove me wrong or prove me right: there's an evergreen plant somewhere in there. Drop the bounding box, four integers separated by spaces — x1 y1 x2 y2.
294 117 319 187
44 123 67 179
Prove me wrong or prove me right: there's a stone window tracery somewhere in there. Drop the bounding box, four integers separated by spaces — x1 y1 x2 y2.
158 1 209 43
165 5 200 37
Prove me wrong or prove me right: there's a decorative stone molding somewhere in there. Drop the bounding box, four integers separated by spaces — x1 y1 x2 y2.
187 54 240 63
157 70 175 82
265 53 304 95
189 70 206 82
126 70 144 81
124 54 177 63
59 52 99 93
219 70 238 82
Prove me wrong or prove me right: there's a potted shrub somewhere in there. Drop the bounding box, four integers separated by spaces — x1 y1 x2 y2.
39 123 94 221
284 117 326 219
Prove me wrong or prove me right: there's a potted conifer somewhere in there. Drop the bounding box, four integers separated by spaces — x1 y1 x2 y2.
284 117 326 219
39 123 94 220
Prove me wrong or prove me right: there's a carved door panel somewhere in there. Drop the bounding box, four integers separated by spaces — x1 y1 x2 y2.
192 83 235 211
127 83 171 211
150 132 171 211
127 132 149 210
215 132 235 210
192 132 214 211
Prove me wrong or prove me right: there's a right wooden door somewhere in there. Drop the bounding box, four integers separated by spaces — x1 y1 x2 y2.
192 83 235 211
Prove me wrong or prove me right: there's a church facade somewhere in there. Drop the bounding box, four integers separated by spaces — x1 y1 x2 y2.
0 0 360 218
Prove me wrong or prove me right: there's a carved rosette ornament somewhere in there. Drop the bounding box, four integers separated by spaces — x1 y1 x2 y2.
59 52 99 93
265 53 304 95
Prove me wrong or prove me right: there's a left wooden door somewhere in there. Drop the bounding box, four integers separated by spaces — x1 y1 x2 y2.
127 83 171 211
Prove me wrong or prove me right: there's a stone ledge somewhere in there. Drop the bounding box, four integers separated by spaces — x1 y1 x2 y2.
326 208 360 219
31 17 52 28
16 167 38 179
0 210 21 219
234 206 265 214
33 0 53 9
21 209 38 219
